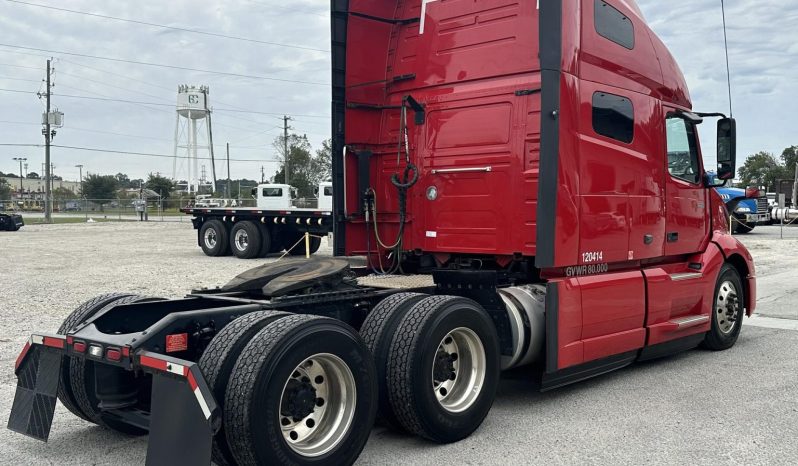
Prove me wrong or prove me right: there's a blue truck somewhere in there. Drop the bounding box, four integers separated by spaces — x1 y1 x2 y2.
715 185 770 233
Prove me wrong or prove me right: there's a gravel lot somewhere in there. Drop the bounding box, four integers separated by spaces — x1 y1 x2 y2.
1 222 796 465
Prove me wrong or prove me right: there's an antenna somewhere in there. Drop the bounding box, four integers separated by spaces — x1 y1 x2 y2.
721 0 733 118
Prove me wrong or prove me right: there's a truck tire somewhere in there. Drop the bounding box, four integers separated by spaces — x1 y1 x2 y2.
231 221 262 259
733 219 754 234
200 219 230 256
224 315 377 465
70 294 164 435
702 263 744 351
198 310 289 466
57 293 135 423
287 233 322 256
387 295 500 443
359 292 428 429
256 223 274 258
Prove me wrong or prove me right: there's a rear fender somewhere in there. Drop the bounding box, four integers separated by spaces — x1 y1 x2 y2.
712 231 756 315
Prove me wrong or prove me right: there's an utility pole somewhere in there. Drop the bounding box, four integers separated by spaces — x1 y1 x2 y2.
283 115 291 185
75 164 83 197
44 59 52 223
226 142 231 199
261 165 265 183
12 157 26 194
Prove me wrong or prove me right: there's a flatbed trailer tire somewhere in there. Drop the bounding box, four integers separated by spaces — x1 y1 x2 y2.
359 292 428 429
56 293 136 423
224 314 377 465
387 295 501 443
198 310 290 466
200 219 230 256
230 220 262 259
256 223 275 258
286 233 322 257
70 294 164 435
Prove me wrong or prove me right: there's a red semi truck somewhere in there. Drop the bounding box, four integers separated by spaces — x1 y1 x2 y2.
9 1 755 465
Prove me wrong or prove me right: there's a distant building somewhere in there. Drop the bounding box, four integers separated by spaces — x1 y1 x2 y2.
1 176 79 199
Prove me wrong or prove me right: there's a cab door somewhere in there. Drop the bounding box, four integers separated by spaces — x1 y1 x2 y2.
663 111 708 256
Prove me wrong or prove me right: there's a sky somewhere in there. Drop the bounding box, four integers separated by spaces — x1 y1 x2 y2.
0 0 796 183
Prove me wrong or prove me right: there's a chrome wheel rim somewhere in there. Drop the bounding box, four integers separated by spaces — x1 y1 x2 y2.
234 229 249 252
716 280 740 334
431 327 486 413
203 228 217 249
279 354 356 457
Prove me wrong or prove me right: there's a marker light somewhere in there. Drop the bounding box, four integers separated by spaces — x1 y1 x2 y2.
88 345 103 358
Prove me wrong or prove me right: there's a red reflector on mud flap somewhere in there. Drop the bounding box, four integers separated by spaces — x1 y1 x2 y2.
166 333 188 353
73 341 87 353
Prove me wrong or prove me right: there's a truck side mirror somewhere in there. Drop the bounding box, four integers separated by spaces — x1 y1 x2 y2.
716 118 736 180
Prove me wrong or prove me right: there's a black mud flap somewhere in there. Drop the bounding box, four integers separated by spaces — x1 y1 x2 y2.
139 352 221 466
7 336 64 441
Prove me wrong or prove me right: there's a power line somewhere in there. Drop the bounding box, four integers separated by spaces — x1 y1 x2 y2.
0 119 278 151
4 0 329 53
0 143 278 163
0 44 328 86
0 87 329 122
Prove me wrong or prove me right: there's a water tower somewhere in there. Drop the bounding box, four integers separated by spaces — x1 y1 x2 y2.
173 85 216 194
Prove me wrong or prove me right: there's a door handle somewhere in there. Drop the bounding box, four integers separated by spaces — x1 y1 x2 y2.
667 232 679 243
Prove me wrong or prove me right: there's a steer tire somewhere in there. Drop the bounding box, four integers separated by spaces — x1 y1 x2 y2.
200 219 230 256
387 295 500 443
198 311 290 466
702 264 745 351
733 219 754 234
230 221 262 259
225 315 377 465
57 293 135 423
70 294 163 435
359 292 428 430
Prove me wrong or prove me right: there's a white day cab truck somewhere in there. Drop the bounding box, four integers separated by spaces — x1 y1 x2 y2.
182 182 333 259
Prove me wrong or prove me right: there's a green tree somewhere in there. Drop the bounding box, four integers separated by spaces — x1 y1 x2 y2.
145 174 175 208
27 172 40 179
82 174 119 209
737 152 783 191
116 172 132 189
272 135 333 198
272 133 316 197
313 138 333 183
0 178 11 199
53 186 75 201
780 146 798 180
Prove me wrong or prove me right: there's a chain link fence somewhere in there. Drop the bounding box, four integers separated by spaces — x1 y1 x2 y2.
0 198 209 222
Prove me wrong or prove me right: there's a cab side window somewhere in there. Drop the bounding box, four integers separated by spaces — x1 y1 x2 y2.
666 116 701 184
595 0 635 50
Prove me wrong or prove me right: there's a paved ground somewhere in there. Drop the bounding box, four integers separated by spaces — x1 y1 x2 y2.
735 224 798 321
0 222 796 465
